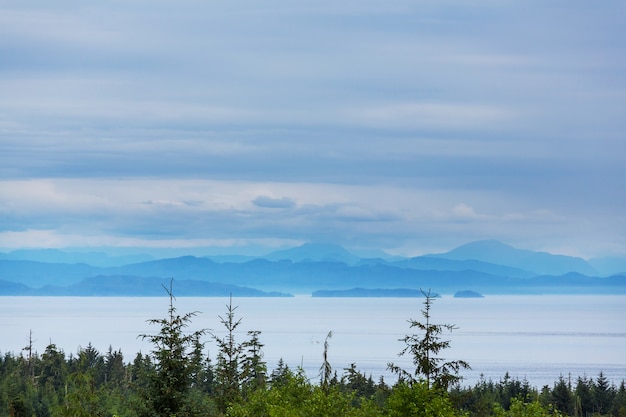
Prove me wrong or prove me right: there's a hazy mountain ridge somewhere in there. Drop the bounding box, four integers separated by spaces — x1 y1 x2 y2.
0 259 103 287
427 240 598 276
389 256 535 279
0 249 154 267
0 275 291 297
2 240 625 296
262 242 362 265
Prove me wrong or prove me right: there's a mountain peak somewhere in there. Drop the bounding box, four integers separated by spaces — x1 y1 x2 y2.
430 240 596 276
445 240 517 258
263 242 360 265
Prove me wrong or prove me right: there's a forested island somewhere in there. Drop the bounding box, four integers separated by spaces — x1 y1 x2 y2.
1 287 624 417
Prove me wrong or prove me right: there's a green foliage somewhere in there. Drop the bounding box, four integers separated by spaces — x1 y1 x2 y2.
212 295 268 412
56 372 103 417
342 363 378 403
492 397 563 417
227 368 384 417
388 288 470 390
551 375 572 415
240 330 267 398
386 381 460 417
612 381 626 417
139 280 208 416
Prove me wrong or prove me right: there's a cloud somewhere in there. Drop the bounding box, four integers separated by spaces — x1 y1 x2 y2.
2 177 620 258
252 196 296 209
0 1 625 257
342 102 515 130
451 203 479 219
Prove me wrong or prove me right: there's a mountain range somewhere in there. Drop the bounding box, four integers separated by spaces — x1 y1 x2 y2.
1 240 625 296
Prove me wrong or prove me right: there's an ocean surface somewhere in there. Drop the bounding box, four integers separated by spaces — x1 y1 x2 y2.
2 295 625 388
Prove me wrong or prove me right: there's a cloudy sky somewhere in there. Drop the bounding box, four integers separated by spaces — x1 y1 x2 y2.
1 0 625 258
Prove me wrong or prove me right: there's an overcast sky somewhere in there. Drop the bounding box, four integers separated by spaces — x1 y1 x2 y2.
1 0 625 258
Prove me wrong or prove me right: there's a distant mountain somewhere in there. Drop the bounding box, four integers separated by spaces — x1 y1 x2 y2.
0 279 31 295
390 256 534 279
428 240 597 276
263 242 361 265
589 256 626 276
350 248 399 260
0 259 103 287
0 249 153 267
2 241 625 296
205 254 259 263
110 256 218 279
0 276 292 297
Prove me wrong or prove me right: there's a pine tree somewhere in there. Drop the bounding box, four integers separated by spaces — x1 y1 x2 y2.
320 331 333 391
611 380 626 417
212 295 245 412
139 280 207 417
211 295 267 411
552 375 572 415
574 376 594 416
270 358 291 387
388 289 470 390
594 371 613 415
240 330 267 397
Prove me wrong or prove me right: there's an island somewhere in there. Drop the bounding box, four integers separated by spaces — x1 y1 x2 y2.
453 290 484 298
312 288 440 297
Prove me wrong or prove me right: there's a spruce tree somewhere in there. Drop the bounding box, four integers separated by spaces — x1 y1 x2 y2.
139 280 207 417
212 295 267 411
594 371 613 415
552 375 573 415
388 289 469 390
240 330 267 397
212 295 246 412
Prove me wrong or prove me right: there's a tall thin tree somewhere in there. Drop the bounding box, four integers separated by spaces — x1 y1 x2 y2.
388 289 470 390
139 279 207 417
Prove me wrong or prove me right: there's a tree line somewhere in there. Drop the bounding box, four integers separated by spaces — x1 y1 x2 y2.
1 286 625 416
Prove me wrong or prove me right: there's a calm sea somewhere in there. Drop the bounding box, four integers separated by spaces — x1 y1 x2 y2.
2 295 625 388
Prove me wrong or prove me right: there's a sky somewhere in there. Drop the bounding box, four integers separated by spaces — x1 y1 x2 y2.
1 0 625 259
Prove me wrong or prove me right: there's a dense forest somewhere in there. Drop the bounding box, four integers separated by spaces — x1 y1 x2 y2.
2 288 625 416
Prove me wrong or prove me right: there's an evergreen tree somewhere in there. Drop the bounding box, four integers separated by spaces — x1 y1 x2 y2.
74 343 104 385
40 343 67 394
211 296 268 411
269 358 291 387
212 295 246 412
103 346 126 388
240 330 267 397
551 375 572 415
320 331 333 391
139 280 208 417
58 372 102 417
574 376 594 416
388 289 470 390
594 371 613 414
342 363 376 400
611 380 626 417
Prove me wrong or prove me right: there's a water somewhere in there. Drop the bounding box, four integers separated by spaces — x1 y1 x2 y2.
1 295 625 388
